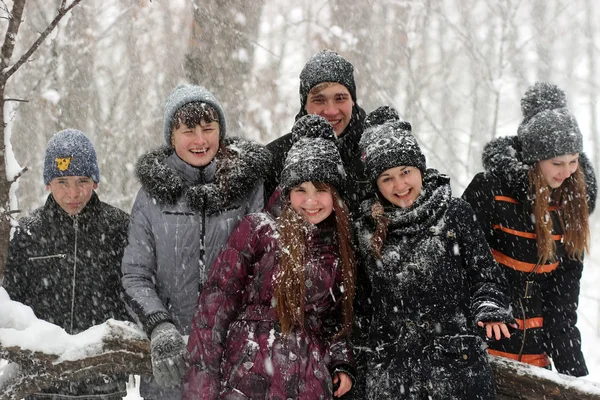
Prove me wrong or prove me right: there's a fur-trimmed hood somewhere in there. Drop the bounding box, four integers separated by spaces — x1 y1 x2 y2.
481 135 597 211
135 137 272 215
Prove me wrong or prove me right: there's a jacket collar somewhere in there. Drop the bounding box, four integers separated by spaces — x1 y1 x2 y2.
135 137 272 215
361 169 452 236
44 191 100 223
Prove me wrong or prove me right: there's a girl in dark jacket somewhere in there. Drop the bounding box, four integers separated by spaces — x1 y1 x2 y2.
463 82 597 377
356 108 514 399
183 115 357 400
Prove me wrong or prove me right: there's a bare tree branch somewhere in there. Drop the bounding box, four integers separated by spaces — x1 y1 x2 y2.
3 0 84 81
0 0 26 74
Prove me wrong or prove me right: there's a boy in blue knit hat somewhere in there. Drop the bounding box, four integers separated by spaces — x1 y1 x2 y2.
3 129 131 400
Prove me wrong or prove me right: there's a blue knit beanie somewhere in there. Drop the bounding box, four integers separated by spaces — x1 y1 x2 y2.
163 84 227 145
43 129 100 185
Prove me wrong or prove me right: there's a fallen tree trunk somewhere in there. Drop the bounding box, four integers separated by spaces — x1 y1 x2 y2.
1 297 599 400
0 320 152 400
491 355 600 399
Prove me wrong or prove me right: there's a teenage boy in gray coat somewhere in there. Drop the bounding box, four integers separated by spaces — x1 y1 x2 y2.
121 84 271 399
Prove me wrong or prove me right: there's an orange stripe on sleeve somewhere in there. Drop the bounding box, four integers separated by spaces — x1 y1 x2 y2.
494 196 520 204
492 224 562 241
488 349 551 367
514 317 544 330
491 249 559 273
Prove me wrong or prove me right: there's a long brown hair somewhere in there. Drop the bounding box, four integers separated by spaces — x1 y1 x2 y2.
528 163 590 264
275 182 356 338
369 201 389 259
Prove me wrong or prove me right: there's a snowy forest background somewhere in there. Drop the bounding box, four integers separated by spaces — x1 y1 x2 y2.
2 0 600 388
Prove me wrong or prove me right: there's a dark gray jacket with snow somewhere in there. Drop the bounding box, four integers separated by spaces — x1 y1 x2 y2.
356 170 513 400
121 137 270 399
4 192 130 400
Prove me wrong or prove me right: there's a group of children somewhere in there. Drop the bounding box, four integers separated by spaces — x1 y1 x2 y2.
2 50 595 400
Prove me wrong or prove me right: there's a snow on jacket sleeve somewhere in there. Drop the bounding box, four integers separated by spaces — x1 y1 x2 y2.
246 180 265 214
543 257 588 376
462 172 496 243
183 214 267 400
121 189 171 334
452 198 514 325
3 224 31 302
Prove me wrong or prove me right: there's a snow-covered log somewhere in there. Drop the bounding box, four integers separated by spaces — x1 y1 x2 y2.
0 320 151 400
491 355 600 399
2 287 600 399
0 288 150 399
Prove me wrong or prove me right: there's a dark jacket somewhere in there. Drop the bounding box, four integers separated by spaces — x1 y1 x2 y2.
462 135 597 377
356 170 513 400
121 138 271 399
265 105 369 215
4 192 130 399
183 213 354 400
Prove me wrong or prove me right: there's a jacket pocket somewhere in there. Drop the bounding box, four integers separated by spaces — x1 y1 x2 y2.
426 335 495 400
221 322 265 398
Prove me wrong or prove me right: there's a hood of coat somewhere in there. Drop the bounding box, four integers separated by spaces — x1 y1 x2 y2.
482 135 597 211
360 169 452 237
135 137 272 215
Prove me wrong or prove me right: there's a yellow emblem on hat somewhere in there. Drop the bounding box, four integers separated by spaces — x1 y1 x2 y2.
55 157 72 171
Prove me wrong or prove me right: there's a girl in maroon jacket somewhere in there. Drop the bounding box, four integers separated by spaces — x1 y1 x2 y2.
183 115 356 399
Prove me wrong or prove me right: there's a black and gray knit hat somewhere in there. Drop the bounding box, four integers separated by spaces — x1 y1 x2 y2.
163 84 227 145
43 129 99 185
517 82 583 164
360 106 423 184
280 115 346 193
299 49 357 110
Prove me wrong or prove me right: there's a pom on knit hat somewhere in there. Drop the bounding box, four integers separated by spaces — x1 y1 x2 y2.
43 129 99 185
163 84 227 145
299 50 357 109
280 115 346 193
364 105 411 131
360 107 425 184
517 82 583 164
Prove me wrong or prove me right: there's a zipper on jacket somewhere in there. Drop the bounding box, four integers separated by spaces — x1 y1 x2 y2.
70 216 79 334
28 254 67 261
199 196 207 291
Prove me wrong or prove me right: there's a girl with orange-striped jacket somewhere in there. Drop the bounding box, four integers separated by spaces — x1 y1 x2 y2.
463 82 597 377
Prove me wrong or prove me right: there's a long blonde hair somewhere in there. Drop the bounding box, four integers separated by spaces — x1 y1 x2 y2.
528 164 590 264
274 183 356 338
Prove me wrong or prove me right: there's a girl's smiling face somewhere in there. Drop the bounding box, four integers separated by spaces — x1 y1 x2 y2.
376 166 423 208
290 182 334 224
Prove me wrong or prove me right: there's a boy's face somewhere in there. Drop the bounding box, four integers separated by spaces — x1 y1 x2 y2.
46 176 97 215
171 121 220 167
305 83 354 136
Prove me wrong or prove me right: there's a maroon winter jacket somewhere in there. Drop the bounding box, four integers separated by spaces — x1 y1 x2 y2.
183 212 354 400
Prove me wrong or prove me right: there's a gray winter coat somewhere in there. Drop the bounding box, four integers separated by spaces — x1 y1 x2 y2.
121 138 271 399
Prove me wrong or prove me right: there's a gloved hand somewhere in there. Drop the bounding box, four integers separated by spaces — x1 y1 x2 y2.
150 322 187 388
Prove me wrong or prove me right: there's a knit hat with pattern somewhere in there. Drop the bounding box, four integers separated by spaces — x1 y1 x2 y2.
43 129 99 185
280 114 346 194
517 82 583 164
360 106 424 184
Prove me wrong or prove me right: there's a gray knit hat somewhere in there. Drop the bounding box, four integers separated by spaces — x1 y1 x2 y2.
43 129 99 185
299 50 357 110
163 84 227 145
517 82 583 164
280 115 346 193
360 106 423 184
